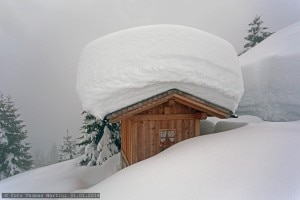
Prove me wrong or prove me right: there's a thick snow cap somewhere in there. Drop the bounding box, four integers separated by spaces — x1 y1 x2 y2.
77 25 244 119
237 21 300 121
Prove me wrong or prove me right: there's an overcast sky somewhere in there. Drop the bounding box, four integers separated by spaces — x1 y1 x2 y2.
1 0 300 153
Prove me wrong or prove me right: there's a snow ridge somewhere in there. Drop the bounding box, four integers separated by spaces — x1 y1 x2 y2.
238 21 300 121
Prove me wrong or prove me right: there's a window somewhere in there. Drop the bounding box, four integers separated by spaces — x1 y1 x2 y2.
159 129 175 151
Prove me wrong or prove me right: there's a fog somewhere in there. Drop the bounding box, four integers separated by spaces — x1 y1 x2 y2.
0 0 299 153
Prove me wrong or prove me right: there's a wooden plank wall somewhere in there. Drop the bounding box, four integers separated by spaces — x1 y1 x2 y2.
124 101 200 164
130 118 196 163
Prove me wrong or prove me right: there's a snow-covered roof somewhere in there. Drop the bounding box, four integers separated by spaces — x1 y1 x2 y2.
238 21 300 121
77 25 244 119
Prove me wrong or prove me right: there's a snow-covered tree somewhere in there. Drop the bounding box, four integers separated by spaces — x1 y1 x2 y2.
242 15 273 53
32 149 46 168
0 93 33 180
96 127 119 165
33 143 59 168
78 112 120 166
47 142 59 165
59 130 77 161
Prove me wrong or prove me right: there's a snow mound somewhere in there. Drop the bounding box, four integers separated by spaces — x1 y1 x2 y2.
200 120 215 135
238 21 300 121
0 154 121 193
200 115 262 135
83 121 300 199
214 121 247 133
77 25 244 119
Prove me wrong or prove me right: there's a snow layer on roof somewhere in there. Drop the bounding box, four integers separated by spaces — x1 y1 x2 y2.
237 21 300 121
77 25 243 119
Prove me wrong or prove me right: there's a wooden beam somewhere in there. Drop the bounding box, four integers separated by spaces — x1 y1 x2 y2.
195 119 200 136
127 118 133 165
121 119 126 155
132 121 138 164
199 112 207 120
121 150 129 168
131 113 206 121
173 94 229 118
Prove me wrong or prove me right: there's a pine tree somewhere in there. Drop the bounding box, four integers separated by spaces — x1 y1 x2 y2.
59 130 76 161
96 126 119 165
0 93 33 180
242 15 273 53
78 112 120 166
32 149 46 168
47 142 59 165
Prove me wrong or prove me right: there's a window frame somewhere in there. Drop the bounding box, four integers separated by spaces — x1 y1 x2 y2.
159 129 176 151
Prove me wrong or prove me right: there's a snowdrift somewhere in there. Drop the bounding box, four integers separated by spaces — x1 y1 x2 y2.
237 21 300 121
0 154 121 193
200 115 263 135
77 25 244 119
83 121 300 199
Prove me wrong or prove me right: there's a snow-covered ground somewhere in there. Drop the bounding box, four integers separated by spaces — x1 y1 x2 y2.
81 120 300 200
0 154 121 193
0 119 299 200
237 21 300 121
77 25 243 119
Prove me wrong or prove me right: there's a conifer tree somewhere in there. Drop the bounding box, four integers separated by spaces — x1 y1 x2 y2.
0 93 33 180
78 112 120 166
32 149 46 168
242 15 273 53
59 130 77 161
48 142 59 165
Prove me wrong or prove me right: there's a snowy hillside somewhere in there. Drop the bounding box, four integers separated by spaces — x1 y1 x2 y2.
0 154 121 193
237 21 300 121
77 25 244 119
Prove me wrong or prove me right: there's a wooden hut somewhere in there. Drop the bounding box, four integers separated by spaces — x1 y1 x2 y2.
106 89 233 167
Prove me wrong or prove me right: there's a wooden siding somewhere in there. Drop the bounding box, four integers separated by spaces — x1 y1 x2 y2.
122 100 203 165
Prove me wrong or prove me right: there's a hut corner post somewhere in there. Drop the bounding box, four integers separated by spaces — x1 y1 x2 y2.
121 150 129 168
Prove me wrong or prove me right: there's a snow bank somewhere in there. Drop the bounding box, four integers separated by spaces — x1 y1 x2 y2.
201 115 262 135
214 121 247 133
208 115 263 124
0 154 121 193
84 121 300 200
237 21 300 121
77 25 243 119
213 115 263 133
200 120 215 135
